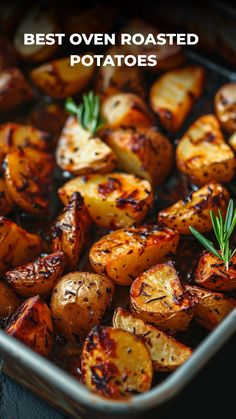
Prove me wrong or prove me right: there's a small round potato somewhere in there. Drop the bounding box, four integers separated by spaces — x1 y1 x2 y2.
215 83 236 133
0 281 20 319
81 326 153 398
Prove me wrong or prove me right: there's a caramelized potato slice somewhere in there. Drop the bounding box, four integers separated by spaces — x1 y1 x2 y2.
103 126 173 185
150 66 205 132
158 183 229 235
51 272 114 343
56 116 116 175
52 192 92 270
113 308 192 371
4 147 54 214
130 262 195 331
5 295 53 356
58 172 153 229
90 226 179 285
81 326 152 398
214 83 236 133
0 282 20 319
0 178 14 215
0 67 33 112
0 216 42 273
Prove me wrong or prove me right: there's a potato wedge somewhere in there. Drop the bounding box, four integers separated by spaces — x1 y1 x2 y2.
186 285 235 329
56 116 116 175
51 272 114 343
113 308 192 371
176 114 235 185
4 147 54 214
81 325 152 398
0 216 42 273
0 281 20 319
150 66 205 132
52 192 92 270
5 295 53 356
5 252 65 297
58 172 153 229
0 178 14 215
30 56 95 99
130 262 195 331
214 83 236 133
103 126 173 185
0 67 33 112
158 183 229 235
0 36 16 71
90 226 179 285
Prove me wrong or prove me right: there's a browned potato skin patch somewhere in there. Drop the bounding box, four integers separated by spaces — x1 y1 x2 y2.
158 183 229 235
0 281 20 318
0 67 33 112
215 83 236 133
0 178 14 216
5 295 53 356
51 272 114 343
81 325 152 398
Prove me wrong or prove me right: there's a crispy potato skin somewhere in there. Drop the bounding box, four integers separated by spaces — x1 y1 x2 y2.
0 216 42 273
0 281 20 319
5 295 53 356
214 83 236 133
194 251 236 291
51 272 114 343
5 252 65 297
58 172 153 229
0 178 14 216
150 66 205 132
176 114 235 186
89 226 179 285
0 67 33 112
158 183 229 234
52 192 92 270
113 308 192 371
102 126 173 185
130 262 195 331
81 325 152 398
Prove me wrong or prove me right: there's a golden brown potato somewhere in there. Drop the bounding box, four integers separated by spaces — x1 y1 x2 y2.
150 66 205 132
186 285 235 329
130 262 195 331
113 308 192 371
4 147 54 214
30 56 95 99
0 36 17 71
0 67 33 112
214 83 236 133
58 172 153 229
0 216 42 273
51 272 114 343
103 126 173 185
5 252 65 297
90 226 179 285
52 192 92 270
0 178 14 215
176 114 235 185
0 281 20 319
5 295 53 356
158 183 229 235
81 325 152 398
56 116 116 175
229 131 236 152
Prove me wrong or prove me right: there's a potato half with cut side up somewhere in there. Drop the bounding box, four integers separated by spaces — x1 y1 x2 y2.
81 325 153 398
150 66 205 132
158 183 229 235
214 83 236 133
176 114 235 186
0 67 33 112
130 262 195 331
113 308 192 371
5 295 53 356
0 178 14 216
51 272 114 343
89 226 179 285
58 172 153 229
0 282 20 319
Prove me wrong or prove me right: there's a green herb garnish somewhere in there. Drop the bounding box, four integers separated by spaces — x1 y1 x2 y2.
189 199 236 270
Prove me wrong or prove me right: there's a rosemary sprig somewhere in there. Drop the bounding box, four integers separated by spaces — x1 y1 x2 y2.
65 91 104 135
189 199 236 270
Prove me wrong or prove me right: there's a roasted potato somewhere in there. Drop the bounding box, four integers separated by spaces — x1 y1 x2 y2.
89 226 179 285
51 272 114 343
0 281 20 319
103 126 173 185
52 192 92 270
229 131 236 152
113 308 192 371
186 285 235 329
0 36 16 71
158 183 229 235
150 66 205 132
176 114 235 185
5 295 53 356
58 172 153 229
214 83 236 133
81 325 152 398
56 116 117 175
5 252 65 297
4 147 54 214
130 262 195 331
0 67 33 112
0 216 42 273
0 178 14 215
